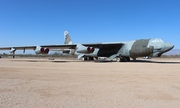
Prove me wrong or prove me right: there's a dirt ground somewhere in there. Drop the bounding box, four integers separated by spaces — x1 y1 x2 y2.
0 58 180 108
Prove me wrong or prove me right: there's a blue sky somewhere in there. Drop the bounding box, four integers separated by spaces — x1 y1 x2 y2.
0 0 180 53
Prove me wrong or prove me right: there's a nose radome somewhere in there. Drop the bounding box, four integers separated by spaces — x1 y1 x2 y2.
165 42 174 50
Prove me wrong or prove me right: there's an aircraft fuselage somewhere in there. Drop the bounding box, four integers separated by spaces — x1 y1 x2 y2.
74 38 174 61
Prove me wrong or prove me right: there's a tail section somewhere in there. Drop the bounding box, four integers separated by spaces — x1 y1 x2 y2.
64 31 73 44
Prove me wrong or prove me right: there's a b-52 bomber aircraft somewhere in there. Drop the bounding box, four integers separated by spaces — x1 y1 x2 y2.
0 31 174 62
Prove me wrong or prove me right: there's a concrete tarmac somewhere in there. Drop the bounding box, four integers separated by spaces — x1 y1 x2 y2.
0 58 180 108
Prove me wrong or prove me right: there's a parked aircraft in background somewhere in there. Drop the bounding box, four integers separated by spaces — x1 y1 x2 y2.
0 31 174 62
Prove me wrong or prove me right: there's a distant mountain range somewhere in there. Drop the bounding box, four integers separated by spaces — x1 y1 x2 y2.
164 49 180 55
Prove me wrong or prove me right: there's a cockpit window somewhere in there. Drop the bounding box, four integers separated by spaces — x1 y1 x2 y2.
152 38 164 43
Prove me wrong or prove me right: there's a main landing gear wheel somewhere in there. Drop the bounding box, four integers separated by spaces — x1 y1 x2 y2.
82 56 94 61
82 56 87 61
89 57 94 61
116 57 121 62
116 56 130 62
126 57 130 62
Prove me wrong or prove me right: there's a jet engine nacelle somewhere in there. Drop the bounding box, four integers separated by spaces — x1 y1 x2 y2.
130 46 154 57
10 48 16 53
76 46 95 54
34 46 49 54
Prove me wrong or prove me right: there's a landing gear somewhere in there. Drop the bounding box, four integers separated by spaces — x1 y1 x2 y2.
116 56 130 62
126 57 130 62
116 57 121 62
82 56 94 61
82 56 87 61
89 57 94 60
132 57 136 61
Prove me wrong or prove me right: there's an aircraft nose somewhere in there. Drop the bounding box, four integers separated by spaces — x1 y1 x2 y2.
165 42 174 50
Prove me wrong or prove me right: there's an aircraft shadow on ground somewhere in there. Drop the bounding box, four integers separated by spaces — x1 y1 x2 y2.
52 59 116 63
94 60 115 63
11 59 112 63
11 59 180 64
11 60 45 62
11 59 88 63
130 60 180 64
63 59 180 64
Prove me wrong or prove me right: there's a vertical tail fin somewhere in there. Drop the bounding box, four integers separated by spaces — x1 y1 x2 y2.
64 31 73 44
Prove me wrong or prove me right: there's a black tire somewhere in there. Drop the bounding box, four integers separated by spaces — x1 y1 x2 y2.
90 57 94 61
126 57 130 62
82 56 87 61
116 57 121 62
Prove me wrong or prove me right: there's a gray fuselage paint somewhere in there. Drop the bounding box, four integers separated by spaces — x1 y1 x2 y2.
129 39 152 57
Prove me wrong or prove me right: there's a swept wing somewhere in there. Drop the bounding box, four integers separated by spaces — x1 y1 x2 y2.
0 45 77 50
0 43 124 50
